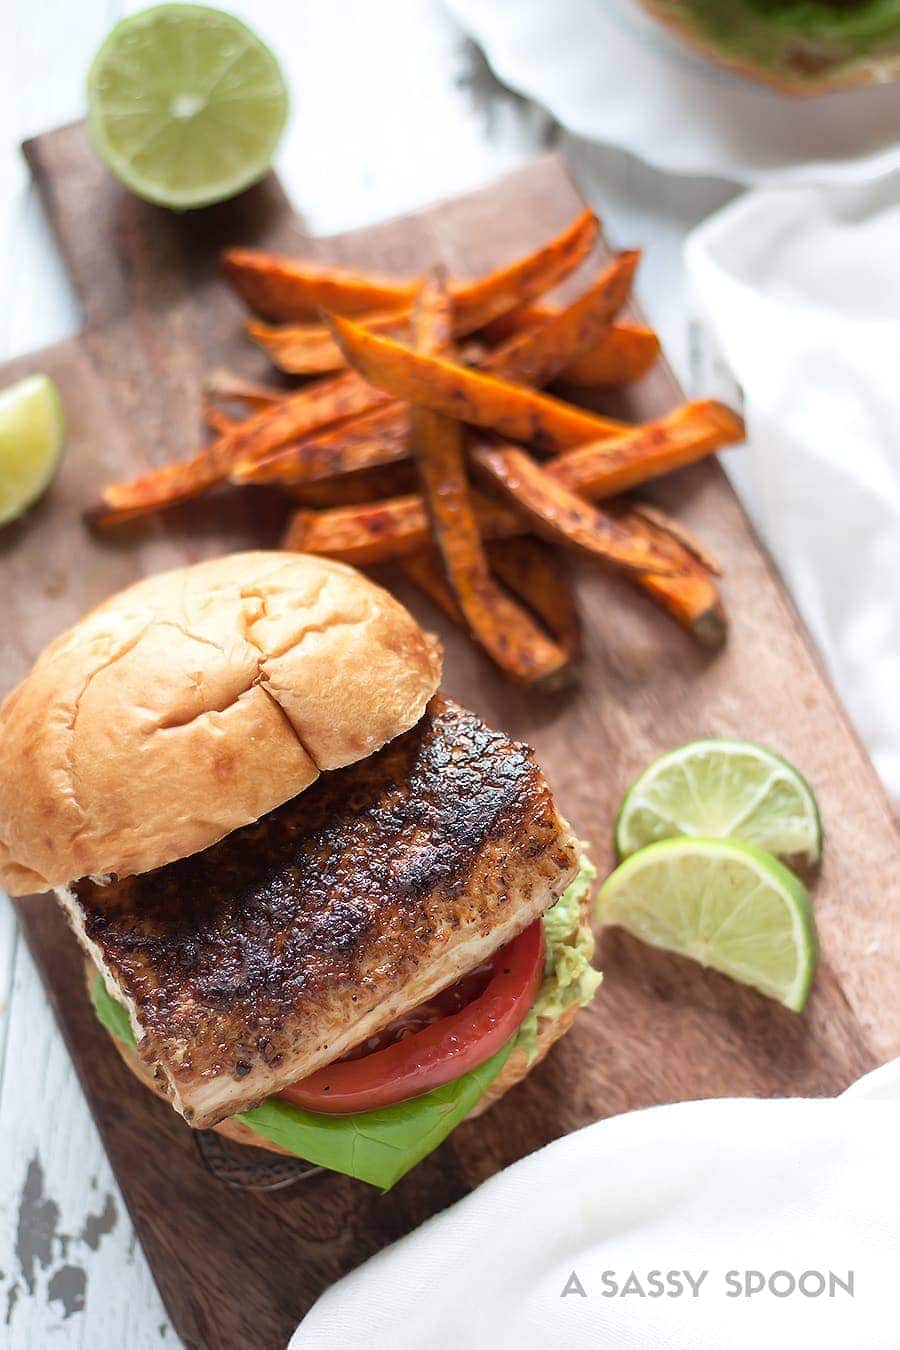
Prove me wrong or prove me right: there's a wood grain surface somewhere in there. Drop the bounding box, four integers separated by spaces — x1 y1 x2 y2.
2 121 898 1349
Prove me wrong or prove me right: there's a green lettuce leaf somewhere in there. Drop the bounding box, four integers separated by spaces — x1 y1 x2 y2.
91 971 137 1045
90 972 511 1190
237 1044 511 1190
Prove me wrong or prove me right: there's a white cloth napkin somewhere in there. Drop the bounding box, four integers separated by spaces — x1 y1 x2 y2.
686 181 900 802
444 0 900 185
290 1061 900 1349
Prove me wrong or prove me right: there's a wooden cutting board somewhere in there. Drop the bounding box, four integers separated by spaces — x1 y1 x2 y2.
3 121 898 1349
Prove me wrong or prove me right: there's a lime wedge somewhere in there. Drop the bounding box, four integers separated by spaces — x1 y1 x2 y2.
0 375 66 528
87 5 288 210
598 837 818 1011
615 739 822 865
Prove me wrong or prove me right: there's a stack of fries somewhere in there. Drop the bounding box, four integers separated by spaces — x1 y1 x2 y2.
87 210 744 686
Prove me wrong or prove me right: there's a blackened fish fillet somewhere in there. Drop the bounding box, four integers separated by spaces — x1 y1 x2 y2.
62 696 578 1127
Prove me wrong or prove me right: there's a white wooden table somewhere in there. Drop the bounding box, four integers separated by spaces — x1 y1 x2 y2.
0 2 736 1344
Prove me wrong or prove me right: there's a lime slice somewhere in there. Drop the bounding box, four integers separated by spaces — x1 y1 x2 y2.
87 5 288 210
0 375 66 527
598 837 818 1011
615 739 822 865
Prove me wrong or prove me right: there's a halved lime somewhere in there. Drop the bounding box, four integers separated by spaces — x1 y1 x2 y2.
598 837 818 1011
615 739 822 865
0 375 66 527
87 5 288 210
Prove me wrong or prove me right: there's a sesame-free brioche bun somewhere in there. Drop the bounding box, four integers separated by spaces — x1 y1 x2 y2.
0 551 441 896
637 0 900 96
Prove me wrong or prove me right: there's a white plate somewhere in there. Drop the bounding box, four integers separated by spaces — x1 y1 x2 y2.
445 0 900 185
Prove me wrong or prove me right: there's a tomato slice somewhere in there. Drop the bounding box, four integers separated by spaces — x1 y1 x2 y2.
280 919 545 1114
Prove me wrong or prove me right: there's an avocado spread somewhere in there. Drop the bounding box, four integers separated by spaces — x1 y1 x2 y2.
513 851 602 1065
654 0 900 75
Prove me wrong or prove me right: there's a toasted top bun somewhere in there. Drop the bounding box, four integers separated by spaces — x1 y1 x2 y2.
0 551 441 895
638 0 900 96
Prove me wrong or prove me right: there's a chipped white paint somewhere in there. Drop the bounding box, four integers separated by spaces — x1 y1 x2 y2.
0 945 171 1345
0 1 735 1344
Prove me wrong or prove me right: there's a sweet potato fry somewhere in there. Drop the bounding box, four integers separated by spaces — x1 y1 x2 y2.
641 569 726 648
282 401 742 561
232 402 411 486
88 371 388 527
559 323 661 387
483 307 660 387
628 501 723 576
483 251 640 386
516 399 744 498
401 539 581 661
227 210 596 325
397 517 570 685
204 369 285 408
488 537 581 659
87 454 223 527
247 300 487 376
288 469 672 576
246 313 400 374
611 505 727 648
328 314 627 451
398 550 462 618
406 271 570 686
222 251 416 322
463 444 677 575
399 551 463 619
283 496 431 563
285 463 415 507
406 510 721 649
481 304 560 343
208 371 388 467
449 210 598 330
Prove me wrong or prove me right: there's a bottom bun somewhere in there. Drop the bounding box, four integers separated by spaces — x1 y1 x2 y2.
638 0 900 96
465 998 581 1119
86 876 591 1158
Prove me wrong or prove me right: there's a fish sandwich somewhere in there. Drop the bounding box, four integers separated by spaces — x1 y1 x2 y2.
0 552 600 1188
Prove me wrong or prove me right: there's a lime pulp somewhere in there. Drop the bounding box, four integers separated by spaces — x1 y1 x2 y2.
615 738 822 864
0 374 66 527
598 836 818 1012
86 5 289 210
